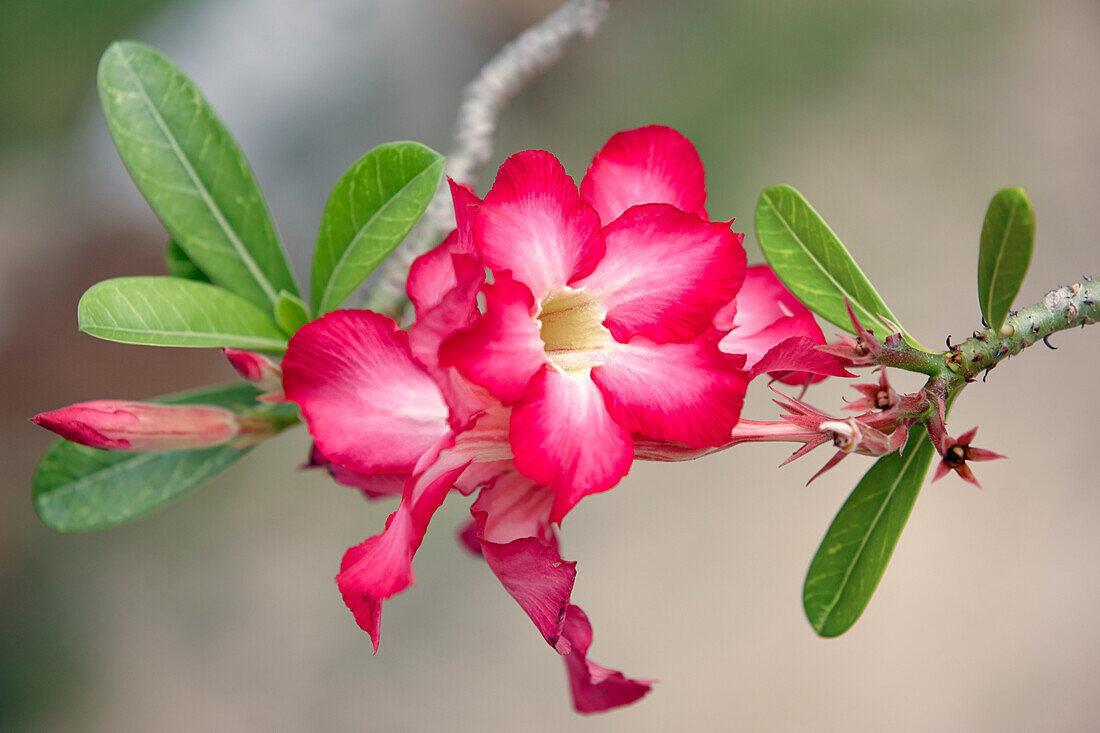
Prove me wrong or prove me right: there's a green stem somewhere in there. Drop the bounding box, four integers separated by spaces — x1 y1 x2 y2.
873 279 1099 390
944 280 1099 384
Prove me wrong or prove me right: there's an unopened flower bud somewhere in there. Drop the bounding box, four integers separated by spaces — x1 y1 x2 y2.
223 348 285 402
32 400 276 451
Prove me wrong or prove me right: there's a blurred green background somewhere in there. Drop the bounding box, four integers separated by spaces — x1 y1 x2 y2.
3 0 1099 730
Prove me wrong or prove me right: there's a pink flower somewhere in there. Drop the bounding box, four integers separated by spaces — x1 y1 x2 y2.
31 400 274 451
716 265 854 385
282 126 849 713
283 307 651 712
439 125 750 520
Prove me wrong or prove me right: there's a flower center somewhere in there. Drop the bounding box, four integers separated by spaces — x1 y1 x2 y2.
945 444 967 465
537 287 612 374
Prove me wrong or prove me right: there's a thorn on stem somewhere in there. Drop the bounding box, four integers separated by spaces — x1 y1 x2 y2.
1043 335 1057 350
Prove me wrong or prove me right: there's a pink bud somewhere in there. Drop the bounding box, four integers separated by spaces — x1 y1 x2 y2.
31 400 275 451
223 348 283 394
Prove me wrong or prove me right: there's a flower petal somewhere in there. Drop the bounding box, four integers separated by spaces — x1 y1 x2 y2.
745 334 855 383
440 271 547 404
336 432 473 651
592 336 748 448
283 310 449 474
407 244 490 429
510 367 634 523
574 204 745 342
720 312 823 372
304 444 408 500
580 125 708 225
718 264 810 334
475 150 603 301
560 605 653 714
407 252 483 369
471 475 575 650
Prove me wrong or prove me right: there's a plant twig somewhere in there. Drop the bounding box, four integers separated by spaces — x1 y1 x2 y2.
363 0 612 318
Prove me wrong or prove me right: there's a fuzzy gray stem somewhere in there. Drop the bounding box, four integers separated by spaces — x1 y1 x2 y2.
363 0 612 318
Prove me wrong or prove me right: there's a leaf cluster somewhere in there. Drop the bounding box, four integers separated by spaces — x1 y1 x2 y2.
35 41 444 530
756 184 1034 638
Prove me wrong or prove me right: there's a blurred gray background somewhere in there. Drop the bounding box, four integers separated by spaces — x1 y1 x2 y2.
3 0 1099 730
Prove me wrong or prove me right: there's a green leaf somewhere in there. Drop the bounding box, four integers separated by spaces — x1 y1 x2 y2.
311 141 444 314
273 290 310 336
756 184 922 348
78 276 288 352
802 427 937 637
97 40 298 309
165 238 210 282
33 383 264 532
977 187 1034 331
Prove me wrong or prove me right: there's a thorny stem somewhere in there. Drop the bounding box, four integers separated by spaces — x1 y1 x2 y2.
363 0 612 318
875 277 1099 428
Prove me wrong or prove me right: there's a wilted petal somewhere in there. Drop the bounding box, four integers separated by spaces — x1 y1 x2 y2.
510 366 634 523
475 150 603 301
472 475 575 650
580 125 708 225
283 310 449 474
560 605 653 714
592 336 748 448
574 204 745 343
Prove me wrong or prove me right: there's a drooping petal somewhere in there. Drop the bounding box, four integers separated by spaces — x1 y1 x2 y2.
283 310 449 474
304 444 408 500
560 605 653 714
440 271 547 404
336 432 473 652
510 366 634 523
573 204 745 343
474 150 603 301
471 475 575 650
580 125 708 225
592 336 748 448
